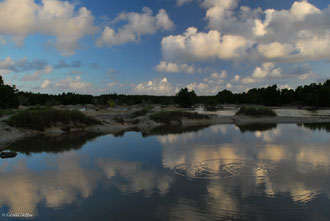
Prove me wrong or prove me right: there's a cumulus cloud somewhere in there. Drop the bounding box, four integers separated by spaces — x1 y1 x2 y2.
257 42 294 60
0 0 97 56
210 70 227 80
186 70 232 95
96 7 174 47
242 63 282 84
161 27 247 62
162 0 330 63
252 63 282 79
232 74 240 82
134 78 173 95
155 61 194 74
186 82 211 93
55 76 92 90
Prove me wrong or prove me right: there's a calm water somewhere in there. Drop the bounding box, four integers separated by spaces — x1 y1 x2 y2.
193 106 330 118
1 124 330 220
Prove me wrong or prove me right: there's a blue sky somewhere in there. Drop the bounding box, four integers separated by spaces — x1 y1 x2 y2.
0 0 330 95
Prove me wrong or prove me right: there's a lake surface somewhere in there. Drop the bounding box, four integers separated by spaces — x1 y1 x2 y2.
1 123 330 220
193 106 330 118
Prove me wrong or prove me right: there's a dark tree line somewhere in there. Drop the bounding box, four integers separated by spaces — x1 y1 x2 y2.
214 80 330 107
0 76 19 109
1 76 330 109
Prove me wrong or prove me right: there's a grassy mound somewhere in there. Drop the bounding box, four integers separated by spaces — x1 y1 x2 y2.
150 111 209 124
236 106 276 117
6 107 100 131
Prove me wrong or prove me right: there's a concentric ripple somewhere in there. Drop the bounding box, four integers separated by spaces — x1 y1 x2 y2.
173 159 278 180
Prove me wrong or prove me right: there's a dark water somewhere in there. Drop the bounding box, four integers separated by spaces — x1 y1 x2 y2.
1 124 330 220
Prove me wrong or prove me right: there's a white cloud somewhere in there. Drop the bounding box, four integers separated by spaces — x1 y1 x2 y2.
241 76 259 84
211 70 227 80
41 79 51 89
56 75 92 90
257 42 294 60
290 0 321 20
298 71 315 80
279 84 292 90
186 82 209 91
96 7 173 47
232 74 240 82
252 63 282 79
165 0 330 63
202 0 238 28
242 63 282 84
161 27 246 62
176 0 194 6
0 0 98 56
187 70 233 95
155 61 194 74
134 78 173 95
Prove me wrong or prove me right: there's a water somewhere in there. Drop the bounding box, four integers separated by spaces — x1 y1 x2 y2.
193 106 330 118
1 124 330 220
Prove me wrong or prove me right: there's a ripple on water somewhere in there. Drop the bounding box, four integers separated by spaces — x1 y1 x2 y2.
173 159 278 180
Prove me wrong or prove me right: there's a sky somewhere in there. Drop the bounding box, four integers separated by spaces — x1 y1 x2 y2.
0 0 330 95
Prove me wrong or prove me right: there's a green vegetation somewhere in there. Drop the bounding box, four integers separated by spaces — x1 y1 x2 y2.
175 88 197 108
129 108 150 118
236 106 277 117
150 111 209 124
6 107 100 131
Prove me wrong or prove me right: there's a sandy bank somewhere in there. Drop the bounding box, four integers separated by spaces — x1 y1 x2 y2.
1 106 330 147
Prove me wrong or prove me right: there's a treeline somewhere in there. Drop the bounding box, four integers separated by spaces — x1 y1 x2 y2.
214 80 330 107
1 75 330 109
16 92 175 106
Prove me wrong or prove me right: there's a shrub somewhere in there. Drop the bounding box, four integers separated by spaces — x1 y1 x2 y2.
150 111 209 124
128 108 150 118
6 107 100 131
235 106 276 117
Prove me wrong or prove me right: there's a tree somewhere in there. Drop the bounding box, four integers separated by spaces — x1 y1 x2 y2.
216 89 234 104
175 88 197 108
0 75 4 86
0 75 19 109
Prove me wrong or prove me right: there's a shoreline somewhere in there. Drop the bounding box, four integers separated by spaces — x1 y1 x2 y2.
1 106 330 147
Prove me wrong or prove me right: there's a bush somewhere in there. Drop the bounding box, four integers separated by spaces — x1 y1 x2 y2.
128 108 150 118
235 106 276 117
150 111 209 124
6 107 100 131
